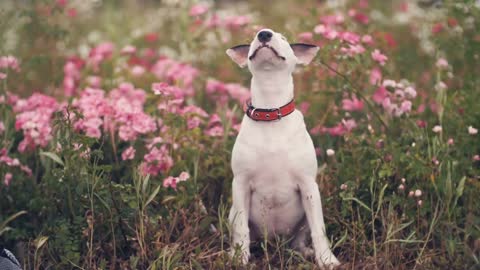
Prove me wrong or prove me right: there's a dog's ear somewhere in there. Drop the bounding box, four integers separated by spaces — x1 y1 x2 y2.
226 45 250 68
290 43 319 65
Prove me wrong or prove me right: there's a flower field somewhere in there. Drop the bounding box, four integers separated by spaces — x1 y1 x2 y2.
0 0 479 269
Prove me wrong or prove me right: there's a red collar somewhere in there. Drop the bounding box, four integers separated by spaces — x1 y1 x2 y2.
244 99 295 121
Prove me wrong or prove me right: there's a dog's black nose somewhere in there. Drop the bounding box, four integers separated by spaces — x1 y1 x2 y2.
257 31 273 43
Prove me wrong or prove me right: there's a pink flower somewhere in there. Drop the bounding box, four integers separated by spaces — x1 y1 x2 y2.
340 31 360 44
87 76 102 87
223 15 250 30
205 125 224 137
342 119 357 131
56 0 67 7
189 4 209 16
131 65 146 76
361 35 373 44
121 146 136 160
342 95 364 111
121 45 136 55
299 101 310 114
14 93 58 152
0 121 4 134
340 44 365 56
151 58 198 95
372 86 388 104
436 58 449 69
340 183 348 190
72 88 110 138
178 171 190 181
187 116 202 129
371 49 388 66
163 176 178 189
319 14 344 25
62 58 83 97
314 24 327 34
88 42 115 71
369 68 382 85
447 138 454 145
0 72 6 80
400 100 412 114
4 173 12 186
323 28 339 40
0 56 20 72
142 145 173 176
298 32 313 42
404 87 417 98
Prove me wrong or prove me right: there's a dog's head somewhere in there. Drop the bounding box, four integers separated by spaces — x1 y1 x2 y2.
226 29 319 73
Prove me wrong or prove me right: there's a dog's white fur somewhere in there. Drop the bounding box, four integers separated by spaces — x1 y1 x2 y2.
226 29 340 268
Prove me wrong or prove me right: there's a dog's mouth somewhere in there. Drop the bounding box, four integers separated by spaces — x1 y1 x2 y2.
249 44 286 61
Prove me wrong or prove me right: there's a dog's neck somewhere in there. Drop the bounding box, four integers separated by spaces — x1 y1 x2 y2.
250 70 294 109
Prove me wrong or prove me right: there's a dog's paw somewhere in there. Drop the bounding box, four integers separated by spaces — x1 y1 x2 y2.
316 251 340 269
229 247 250 265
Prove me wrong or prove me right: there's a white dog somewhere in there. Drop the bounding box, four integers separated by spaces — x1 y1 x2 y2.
226 29 340 268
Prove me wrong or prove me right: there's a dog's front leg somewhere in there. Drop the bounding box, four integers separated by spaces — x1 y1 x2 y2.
228 175 251 264
299 178 340 268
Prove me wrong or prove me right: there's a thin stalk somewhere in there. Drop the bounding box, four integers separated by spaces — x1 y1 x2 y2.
317 60 389 131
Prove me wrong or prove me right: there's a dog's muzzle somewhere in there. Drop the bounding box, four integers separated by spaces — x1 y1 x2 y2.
248 44 286 61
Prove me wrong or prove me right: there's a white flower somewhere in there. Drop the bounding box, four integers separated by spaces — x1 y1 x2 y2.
415 189 422 197
340 183 348 190
326 149 335 156
382 79 396 88
432 125 442 133
468 126 478 135
404 87 417 98
178 171 190 182
435 81 447 91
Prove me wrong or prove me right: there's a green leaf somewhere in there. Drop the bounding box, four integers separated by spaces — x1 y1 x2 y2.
456 176 466 198
40 151 64 166
145 185 161 207
342 197 372 212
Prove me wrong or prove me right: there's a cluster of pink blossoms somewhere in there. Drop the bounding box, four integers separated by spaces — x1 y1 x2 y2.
151 57 199 96
72 83 157 141
163 171 190 190
14 93 59 152
109 83 157 141
140 142 173 177
206 79 250 105
373 79 417 117
189 3 251 31
88 42 115 71
0 55 20 80
1 148 32 186
63 57 84 97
